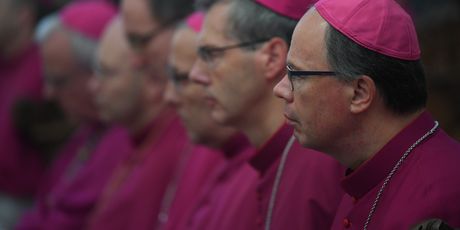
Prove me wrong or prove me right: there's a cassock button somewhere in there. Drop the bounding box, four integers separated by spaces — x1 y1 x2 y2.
343 218 352 228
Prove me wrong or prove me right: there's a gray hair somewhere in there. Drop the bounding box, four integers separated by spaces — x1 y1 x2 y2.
224 0 297 47
325 25 427 114
40 18 98 72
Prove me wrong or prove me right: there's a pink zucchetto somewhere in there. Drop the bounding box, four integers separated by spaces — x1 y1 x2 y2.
255 0 318 20
186 11 205 33
315 0 420 60
59 1 117 40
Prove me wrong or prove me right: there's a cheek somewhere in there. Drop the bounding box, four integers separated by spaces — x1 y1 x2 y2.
178 93 197 117
208 69 225 89
61 84 83 103
183 87 208 115
209 56 255 110
183 84 205 102
119 79 136 98
60 91 87 114
292 85 317 119
222 71 255 104
294 82 348 130
208 70 232 103
69 78 93 101
102 80 125 101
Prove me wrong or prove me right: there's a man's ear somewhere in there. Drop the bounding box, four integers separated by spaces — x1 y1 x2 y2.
255 37 288 81
349 75 376 114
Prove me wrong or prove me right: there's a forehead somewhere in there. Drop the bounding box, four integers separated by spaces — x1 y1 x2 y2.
98 19 130 66
42 30 76 71
121 0 158 32
198 2 233 46
288 9 329 70
170 27 198 70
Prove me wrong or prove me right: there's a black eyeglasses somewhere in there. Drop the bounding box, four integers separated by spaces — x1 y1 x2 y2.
286 64 336 91
197 38 269 64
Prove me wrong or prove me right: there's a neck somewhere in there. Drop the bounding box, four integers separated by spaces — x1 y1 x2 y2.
337 109 424 170
202 128 237 149
239 95 286 148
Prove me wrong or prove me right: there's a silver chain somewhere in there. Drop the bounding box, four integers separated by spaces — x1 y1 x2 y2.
363 121 439 230
264 135 296 230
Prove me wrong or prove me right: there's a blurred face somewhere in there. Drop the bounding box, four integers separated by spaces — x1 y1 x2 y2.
90 19 144 125
121 0 171 74
273 9 351 151
121 0 173 110
190 3 266 127
165 26 232 144
42 30 98 123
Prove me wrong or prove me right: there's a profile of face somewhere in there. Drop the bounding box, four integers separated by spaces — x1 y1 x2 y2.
189 3 267 127
90 19 145 126
121 0 173 112
121 0 172 78
273 9 351 151
42 30 99 123
165 26 235 144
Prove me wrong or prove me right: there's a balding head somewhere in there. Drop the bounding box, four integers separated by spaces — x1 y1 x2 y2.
98 17 131 73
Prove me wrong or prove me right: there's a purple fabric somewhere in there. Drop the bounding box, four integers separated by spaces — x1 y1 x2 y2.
160 145 225 230
249 123 344 230
185 11 205 33
16 125 132 230
331 112 460 229
255 0 317 20
59 1 117 40
87 111 190 230
183 134 258 230
315 0 420 60
0 44 45 197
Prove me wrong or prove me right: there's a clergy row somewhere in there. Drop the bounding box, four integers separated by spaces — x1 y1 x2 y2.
1 0 460 229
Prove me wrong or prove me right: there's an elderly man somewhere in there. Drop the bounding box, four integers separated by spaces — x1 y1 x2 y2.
87 0 194 229
190 0 344 229
16 2 133 229
274 0 460 229
161 12 258 230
